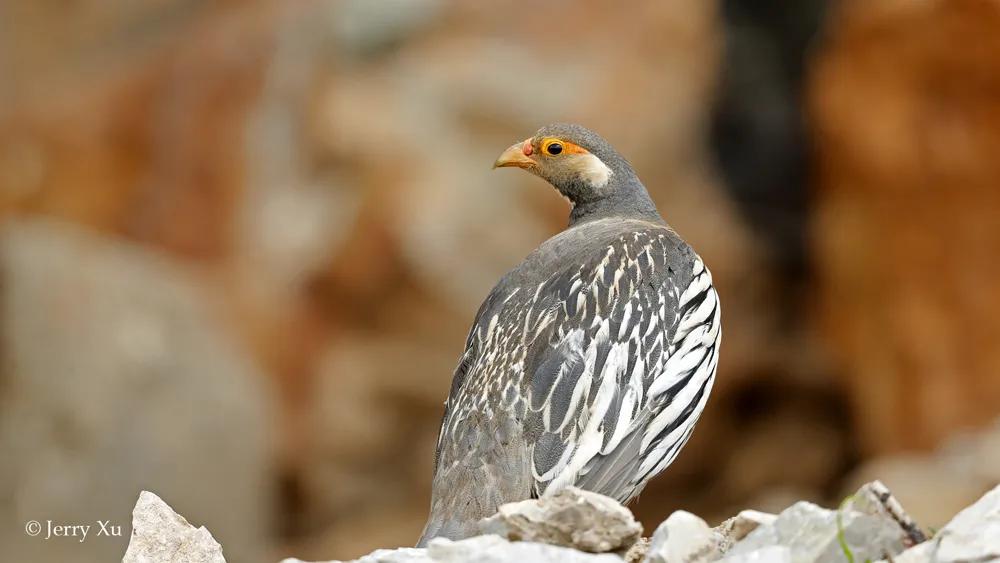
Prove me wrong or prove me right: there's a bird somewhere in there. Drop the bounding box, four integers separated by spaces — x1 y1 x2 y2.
418 123 721 545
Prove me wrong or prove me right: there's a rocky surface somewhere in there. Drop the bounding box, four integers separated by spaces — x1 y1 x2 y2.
644 510 718 563
843 419 1000 530
284 535 625 563
643 507 778 563
479 487 642 553
123 492 225 563
724 501 902 562
889 484 1000 563
713 510 778 552
126 481 1000 563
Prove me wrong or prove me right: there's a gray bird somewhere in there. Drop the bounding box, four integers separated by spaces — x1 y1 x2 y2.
418 123 721 545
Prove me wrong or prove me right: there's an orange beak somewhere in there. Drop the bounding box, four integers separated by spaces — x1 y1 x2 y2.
493 138 537 170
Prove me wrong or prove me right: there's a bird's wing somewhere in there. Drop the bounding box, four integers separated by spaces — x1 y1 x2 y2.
522 230 721 502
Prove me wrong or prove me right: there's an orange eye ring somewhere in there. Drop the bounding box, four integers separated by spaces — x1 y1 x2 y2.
542 140 563 156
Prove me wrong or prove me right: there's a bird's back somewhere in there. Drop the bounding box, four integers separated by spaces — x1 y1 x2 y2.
420 217 721 544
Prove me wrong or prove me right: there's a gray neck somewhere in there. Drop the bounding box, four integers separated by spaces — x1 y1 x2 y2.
568 176 663 227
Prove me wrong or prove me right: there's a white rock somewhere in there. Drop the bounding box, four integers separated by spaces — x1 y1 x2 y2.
122 491 225 563
889 484 1000 563
643 510 719 563
279 549 431 563
714 510 778 552
846 481 926 545
844 454 991 531
724 500 906 563
479 487 642 553
431 535 623 563
284 534 623 563
721 545 792 563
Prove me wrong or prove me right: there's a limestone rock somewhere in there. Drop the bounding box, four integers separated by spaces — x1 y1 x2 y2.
714 510 778 552
284 534 624 563
643 511 718 563
127 478 1000 563
624 538 651 563
844 455 990 531
717 484 918 562
430 535 624 563
889 484 1000 563
845 481 925 545
478 487 642 553
281 549 431 563
290 547 431 563
844 421 1000 529
721 546 792 563
723 491 909 563
123 491 225 563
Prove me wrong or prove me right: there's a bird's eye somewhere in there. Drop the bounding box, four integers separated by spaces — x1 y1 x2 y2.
545 142 563 155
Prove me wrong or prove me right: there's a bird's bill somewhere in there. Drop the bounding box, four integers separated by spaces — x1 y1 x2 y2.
493 139 537 170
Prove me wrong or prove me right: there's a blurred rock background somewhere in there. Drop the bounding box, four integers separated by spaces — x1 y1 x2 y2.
0 0 997 561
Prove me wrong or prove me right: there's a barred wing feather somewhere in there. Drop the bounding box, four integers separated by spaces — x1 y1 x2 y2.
522 234 721 502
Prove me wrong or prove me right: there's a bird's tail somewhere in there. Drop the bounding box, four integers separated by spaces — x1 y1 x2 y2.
415 502 483 547
417 414 533 546
416 460 529 547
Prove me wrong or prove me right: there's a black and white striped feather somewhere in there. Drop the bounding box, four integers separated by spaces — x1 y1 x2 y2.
423 217 720 541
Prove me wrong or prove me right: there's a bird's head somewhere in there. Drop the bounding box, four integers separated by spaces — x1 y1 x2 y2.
493 123 638 205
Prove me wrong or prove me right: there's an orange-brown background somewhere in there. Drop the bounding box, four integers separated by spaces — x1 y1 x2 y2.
1 1 998 562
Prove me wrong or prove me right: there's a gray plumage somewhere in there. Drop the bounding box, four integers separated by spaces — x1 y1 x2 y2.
418 124 721 545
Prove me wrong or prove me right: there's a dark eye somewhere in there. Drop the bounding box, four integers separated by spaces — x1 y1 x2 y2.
546 142 563 155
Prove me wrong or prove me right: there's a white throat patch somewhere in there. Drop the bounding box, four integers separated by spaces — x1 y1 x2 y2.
570 153 613 189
